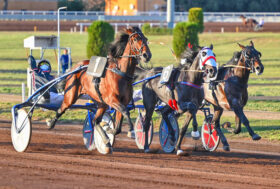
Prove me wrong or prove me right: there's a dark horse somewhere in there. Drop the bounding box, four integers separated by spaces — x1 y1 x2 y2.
48 27 151 153
203 41 264 151
140 45 218 155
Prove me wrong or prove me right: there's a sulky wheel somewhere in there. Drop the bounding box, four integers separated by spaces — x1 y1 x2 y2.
159 113 179 153
94 112 115 154
134 112 153 149
11 109 32 152
82 112 95 151
201 120 220 152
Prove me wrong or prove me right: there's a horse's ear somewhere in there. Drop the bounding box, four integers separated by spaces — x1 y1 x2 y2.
237 43 245 49
250 40 254 47
197 45 202 51
125 27 133 34
209 44 213 50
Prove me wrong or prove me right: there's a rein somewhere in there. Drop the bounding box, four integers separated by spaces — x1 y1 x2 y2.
222 65 251 70
119 32 145 58
179 81 202 89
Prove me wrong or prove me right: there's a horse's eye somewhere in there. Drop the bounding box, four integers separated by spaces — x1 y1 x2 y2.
202 52 207 57
134 38 137 42
245 51 250 58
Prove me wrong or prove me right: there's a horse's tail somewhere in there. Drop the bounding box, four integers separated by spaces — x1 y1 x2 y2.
253 19 258 25
57 60 89 92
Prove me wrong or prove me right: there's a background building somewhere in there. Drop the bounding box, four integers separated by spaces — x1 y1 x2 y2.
105 0 166 15
0 0 58 11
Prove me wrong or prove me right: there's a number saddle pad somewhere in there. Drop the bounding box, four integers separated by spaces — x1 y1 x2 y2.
159 64 174 85
86 56 107 78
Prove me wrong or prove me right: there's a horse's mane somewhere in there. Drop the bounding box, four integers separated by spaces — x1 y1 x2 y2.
216 51 241 80
178 47 199 69
224 51 241 66
109 27 142 58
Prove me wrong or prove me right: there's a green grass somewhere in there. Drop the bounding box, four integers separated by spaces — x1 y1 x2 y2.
245 100 280 112
248 86 280 96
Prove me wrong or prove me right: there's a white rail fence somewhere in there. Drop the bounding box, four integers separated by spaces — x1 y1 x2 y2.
1 10 280 23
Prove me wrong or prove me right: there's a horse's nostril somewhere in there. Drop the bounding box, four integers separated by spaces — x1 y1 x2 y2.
143 53 148 59
256 66 260 70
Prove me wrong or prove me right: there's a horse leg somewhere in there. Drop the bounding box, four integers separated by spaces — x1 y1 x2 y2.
142 85 157 152
176 111 192 155
213 106 230 151
47 82 80 130
93 106 112 150
233 106 261 140
126 109 135 139
234 115 242 134
110 102 135 138
143 106 154 153
191 110 200 140
114 111 124 135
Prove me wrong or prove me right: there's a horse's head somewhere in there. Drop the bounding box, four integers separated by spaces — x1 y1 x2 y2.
238 41 264 75
197 44 218 81
125 27 152 63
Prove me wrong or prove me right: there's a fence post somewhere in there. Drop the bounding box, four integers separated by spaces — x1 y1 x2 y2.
115 23 118 33
79 24 83 34
22 83 25 102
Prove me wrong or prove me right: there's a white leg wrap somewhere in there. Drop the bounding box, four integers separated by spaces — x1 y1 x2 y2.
191 131 200 140
176 149 184 156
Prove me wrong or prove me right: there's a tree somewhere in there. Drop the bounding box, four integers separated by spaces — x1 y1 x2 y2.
87 21 114 58
58 0 84 11
2 0 8 10
83 0 105 11
173 22 199 57
175 0 280 12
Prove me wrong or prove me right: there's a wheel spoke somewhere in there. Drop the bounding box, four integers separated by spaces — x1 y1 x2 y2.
211 134 217 144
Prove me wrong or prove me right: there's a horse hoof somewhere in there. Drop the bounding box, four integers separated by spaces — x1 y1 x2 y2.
127 130 135 139
222 122 231 129
191 131 200 140
46 119 55 130
144 148 150 153
176 149 184 156
104 147 113 154
234 129 241 134
223 145 230 151
252 134 261 141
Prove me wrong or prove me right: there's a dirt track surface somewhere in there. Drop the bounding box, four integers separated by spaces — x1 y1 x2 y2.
0 120 280 188
0 20 279 32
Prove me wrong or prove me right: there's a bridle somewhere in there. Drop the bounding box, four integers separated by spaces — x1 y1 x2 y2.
108 31 148 80
241 47 260 73
119 32 146 59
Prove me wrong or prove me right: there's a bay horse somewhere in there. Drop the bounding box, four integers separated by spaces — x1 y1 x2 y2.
140 45 218 155
240 15 258 28
203 41 264 151
48 27 151 152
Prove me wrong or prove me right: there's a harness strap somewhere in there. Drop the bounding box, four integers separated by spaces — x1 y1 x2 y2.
110 68 134 81
94 77 105 104
211 87 220 107
179 81 201 89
